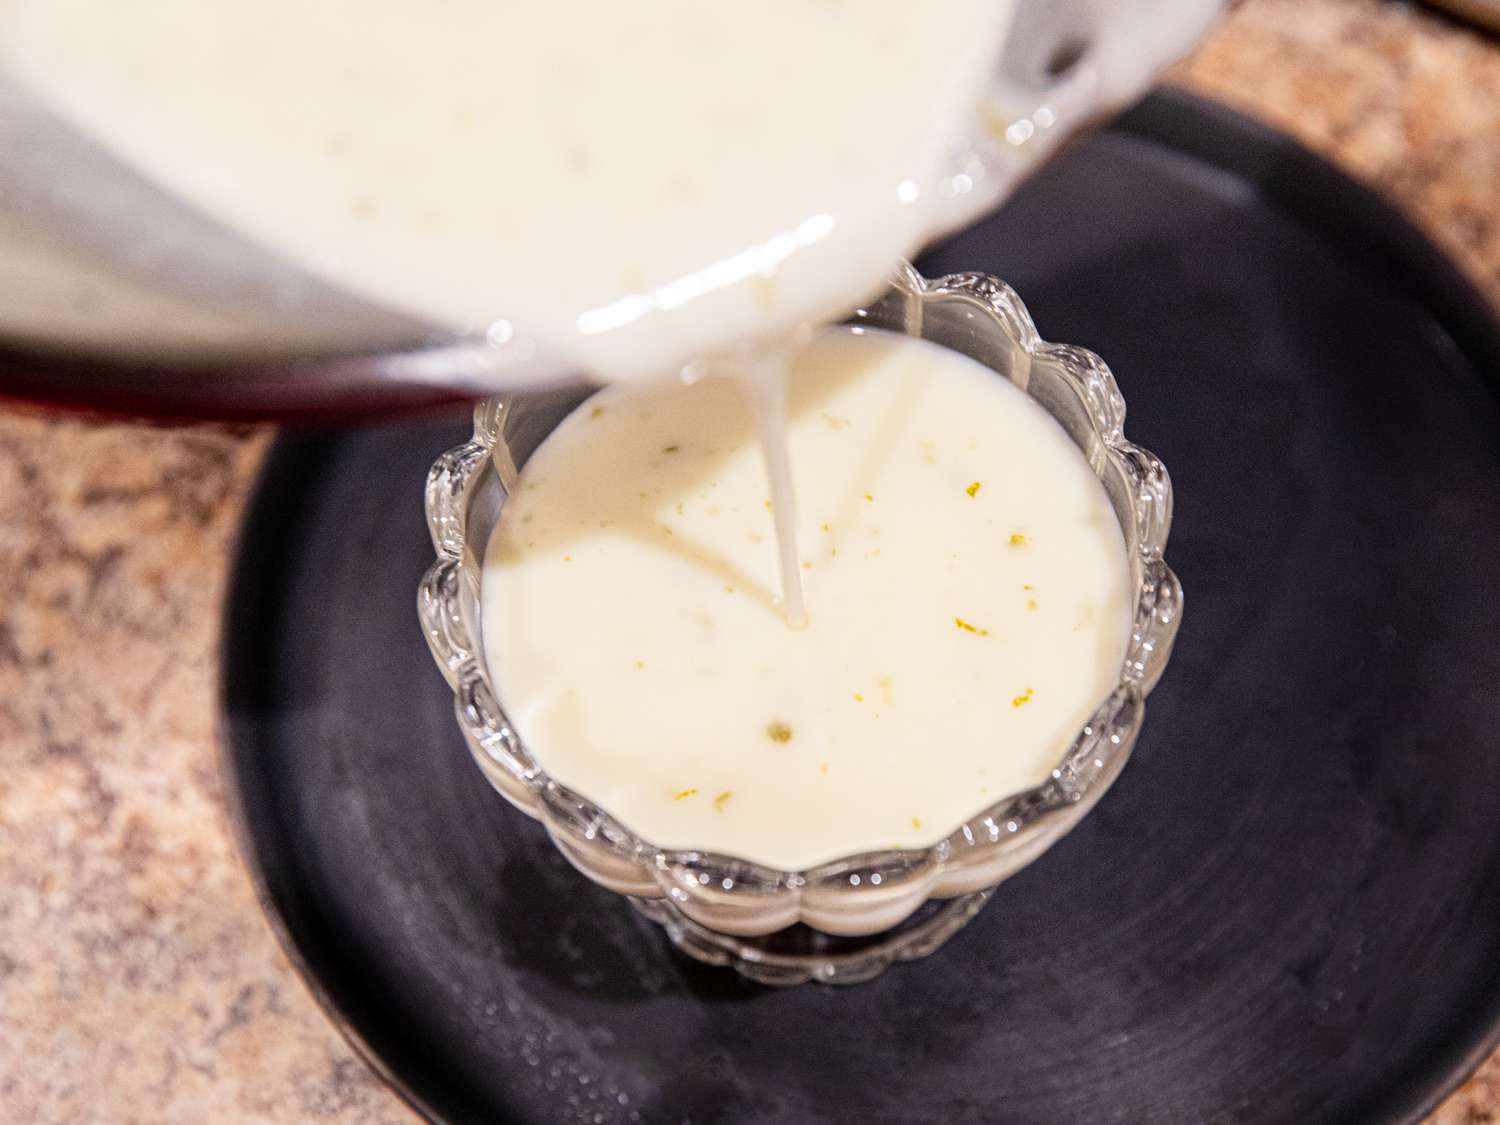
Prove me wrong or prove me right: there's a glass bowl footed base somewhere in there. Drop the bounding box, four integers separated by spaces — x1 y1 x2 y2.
629 890 994 987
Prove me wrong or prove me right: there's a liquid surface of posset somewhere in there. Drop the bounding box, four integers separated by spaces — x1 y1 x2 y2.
0 0 1015 379
483 328 1132 869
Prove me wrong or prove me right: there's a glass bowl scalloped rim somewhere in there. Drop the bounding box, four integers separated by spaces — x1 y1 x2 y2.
418 261 1182 942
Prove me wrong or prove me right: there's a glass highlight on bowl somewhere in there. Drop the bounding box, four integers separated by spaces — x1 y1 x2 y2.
419 263 1182 986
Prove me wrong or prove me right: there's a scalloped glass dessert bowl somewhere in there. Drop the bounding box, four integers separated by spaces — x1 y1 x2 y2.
419 264 1181 985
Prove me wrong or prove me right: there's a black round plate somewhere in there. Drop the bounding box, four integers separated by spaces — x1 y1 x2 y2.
223 89 1500 1125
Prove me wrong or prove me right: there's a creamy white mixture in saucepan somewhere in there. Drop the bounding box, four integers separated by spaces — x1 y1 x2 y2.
0 0 1016 378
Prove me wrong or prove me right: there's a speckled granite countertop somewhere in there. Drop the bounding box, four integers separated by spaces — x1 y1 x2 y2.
2 1 1499 1120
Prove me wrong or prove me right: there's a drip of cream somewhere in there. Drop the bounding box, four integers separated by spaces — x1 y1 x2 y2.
738 343 809 628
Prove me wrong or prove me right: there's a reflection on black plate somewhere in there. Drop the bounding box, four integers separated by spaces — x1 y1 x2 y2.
223 89 1500 1124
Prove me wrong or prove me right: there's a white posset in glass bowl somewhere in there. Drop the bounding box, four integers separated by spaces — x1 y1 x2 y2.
420 264 1181 985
